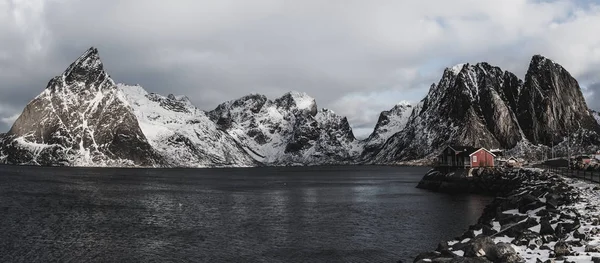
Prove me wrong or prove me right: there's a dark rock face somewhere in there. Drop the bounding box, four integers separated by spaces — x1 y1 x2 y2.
208 92 360 165
0 47 164 166
518 55 600 145
372 63 523 163
372 56 600 163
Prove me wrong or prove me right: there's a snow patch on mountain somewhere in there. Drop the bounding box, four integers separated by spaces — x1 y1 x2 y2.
362 101 414 153
208 92 360 165
118 84 256 167
450 63 466 75
592 110 600 125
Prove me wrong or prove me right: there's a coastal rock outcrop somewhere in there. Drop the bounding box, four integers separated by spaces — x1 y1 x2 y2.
413 168 600 263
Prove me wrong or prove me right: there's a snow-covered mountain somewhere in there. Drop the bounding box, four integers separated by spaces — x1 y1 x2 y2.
0 48 259 167
371 62 525 163
517 55 600 145
0 48 164 166
370 56 600 163
362 101 413 154
2 47 598 167
592 110 600 125
118 85 257 167
207 92 361 165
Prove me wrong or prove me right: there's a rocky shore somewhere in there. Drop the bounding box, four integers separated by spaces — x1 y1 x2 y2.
413 167 600 263
416 168 536 195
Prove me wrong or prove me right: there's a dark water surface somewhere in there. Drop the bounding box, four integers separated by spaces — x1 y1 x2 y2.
0 165 492 263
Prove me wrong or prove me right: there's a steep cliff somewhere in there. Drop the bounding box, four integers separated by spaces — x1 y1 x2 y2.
0 48 163 166
372 63 524 163
517 55 600 146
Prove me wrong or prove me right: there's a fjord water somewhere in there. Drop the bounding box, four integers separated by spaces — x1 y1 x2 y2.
0 165 491 262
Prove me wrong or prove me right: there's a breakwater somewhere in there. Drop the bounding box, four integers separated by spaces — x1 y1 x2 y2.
412 167 600 263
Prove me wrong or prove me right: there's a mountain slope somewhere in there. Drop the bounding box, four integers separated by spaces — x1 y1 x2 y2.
0 48 164 166
119 85 257 167
208 92 361 165
363 101 413 153
518 55 600 145
372 62 524 163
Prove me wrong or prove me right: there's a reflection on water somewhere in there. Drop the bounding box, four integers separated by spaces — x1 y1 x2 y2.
0 165 492 263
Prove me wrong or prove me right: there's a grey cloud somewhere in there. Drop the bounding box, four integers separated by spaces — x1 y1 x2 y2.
1 0 600 135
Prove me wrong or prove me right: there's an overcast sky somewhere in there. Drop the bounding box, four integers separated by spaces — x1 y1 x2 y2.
1 0 600 138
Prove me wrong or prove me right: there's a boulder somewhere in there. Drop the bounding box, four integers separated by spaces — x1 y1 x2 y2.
586 245 600 253
539 219 554 235
487 242 523 263
464 237 496 257
554 241 571 257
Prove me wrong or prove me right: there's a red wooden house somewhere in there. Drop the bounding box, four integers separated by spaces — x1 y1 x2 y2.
438 145 496 168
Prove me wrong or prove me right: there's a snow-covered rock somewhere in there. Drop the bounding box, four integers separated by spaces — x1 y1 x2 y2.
591 110 600 126
371 56 600 164
118 85 257 167
518 55 600 146
207 92 361 165
0 47 164 166
362 101 413 154
372 62 524 163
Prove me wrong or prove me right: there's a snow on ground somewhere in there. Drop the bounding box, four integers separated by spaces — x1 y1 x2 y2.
509 176 600 262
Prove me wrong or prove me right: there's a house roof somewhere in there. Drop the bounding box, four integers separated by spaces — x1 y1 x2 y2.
468 148 497 157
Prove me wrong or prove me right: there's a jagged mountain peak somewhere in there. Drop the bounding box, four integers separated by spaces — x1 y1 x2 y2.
274 91 318 116
61 47 107 86
530 54 557 67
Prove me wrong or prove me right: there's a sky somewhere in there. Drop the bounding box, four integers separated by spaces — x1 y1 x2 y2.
1 0 600 138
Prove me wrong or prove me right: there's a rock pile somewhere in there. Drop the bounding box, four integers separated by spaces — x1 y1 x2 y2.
417 167 540 195
413 168 600 263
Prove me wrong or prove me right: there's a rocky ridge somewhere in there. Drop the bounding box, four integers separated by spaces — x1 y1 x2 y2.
207 92 362 165
118 85 258 167
0 48 163 166
371 56 600 164
1 47 599 167
363 101 413 154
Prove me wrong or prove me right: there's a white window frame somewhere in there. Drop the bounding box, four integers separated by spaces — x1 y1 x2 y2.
473 155 478 162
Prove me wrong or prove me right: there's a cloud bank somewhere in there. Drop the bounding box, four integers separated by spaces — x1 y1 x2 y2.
1 0 600 137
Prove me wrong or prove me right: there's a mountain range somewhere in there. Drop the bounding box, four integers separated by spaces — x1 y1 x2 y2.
0 47 598 167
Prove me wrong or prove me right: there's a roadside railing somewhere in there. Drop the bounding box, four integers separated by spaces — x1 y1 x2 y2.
543 165 600 183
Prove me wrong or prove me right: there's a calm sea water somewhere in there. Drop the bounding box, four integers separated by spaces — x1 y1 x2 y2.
0 165 491 263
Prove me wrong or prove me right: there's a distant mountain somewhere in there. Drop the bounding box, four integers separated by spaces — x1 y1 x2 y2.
1 47 598 167
592 110 600 125
118 85 257 167
517 55 600 145
371 62 525 163
362 101 413 154
370 56 600 163
0 48 164 166
207 92 361 165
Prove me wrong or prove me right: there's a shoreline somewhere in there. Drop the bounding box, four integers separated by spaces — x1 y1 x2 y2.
412 167 600 263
